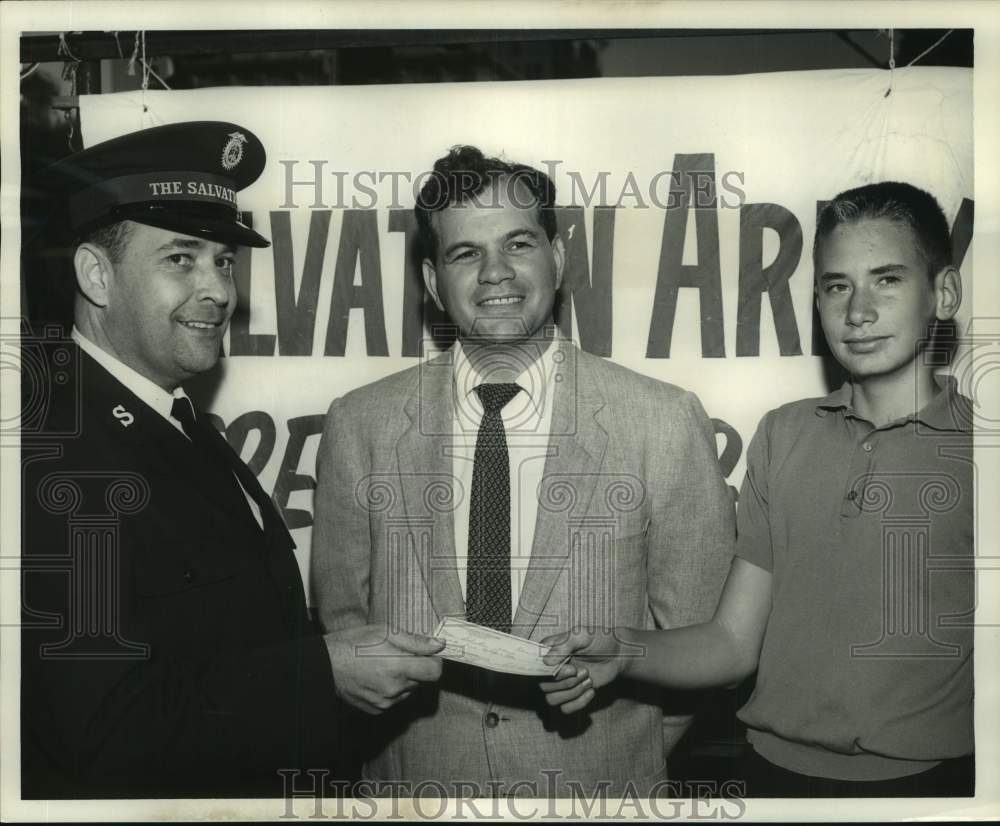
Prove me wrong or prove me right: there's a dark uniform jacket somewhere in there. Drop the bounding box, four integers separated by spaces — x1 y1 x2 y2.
21 341 341 798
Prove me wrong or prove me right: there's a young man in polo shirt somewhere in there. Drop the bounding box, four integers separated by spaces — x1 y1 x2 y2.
539 181 974 797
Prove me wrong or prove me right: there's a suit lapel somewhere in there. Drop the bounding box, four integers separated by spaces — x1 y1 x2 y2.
78 344 304 632
79 349 268 532
512 343 609 638
395 348 466 622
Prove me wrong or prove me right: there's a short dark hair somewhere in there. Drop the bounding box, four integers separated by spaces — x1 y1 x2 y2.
79 220 133 264
814 181 953 278
415 145 558 261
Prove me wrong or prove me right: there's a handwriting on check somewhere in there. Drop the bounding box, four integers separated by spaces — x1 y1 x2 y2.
434 617 567 677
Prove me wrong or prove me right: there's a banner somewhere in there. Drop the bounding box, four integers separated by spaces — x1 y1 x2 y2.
79 68 974 577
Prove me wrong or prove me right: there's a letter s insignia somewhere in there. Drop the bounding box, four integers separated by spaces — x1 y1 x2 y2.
112 404 134 427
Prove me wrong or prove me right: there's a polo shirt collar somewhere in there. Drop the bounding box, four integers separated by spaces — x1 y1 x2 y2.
815 382 853 416
815 374 967 431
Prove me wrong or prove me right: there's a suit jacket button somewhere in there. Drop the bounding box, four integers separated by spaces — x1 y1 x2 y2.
484 711 500 729
183 569 196 583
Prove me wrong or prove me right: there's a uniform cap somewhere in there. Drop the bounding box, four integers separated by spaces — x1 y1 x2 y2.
44 121 270 248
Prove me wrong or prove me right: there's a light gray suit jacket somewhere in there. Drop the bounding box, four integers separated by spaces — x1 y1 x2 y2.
312 341 734 796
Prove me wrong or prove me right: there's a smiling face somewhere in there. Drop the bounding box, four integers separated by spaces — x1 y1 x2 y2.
815 217 957 384
86 222 238 389
422 178 565 344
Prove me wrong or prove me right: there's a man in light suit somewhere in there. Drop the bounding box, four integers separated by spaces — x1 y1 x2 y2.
311 146 734 797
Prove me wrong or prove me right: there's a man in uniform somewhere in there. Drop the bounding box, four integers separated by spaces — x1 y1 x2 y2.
20 122 444 798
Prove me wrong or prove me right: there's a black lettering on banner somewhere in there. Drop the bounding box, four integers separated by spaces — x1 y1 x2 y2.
736 203 803 357
553 206 615 357
389 209 429 358
228 211 276 356
324 210 390 357
810 199 833 358
646 153 725 358
224 411 277 476
951 197 974 267
273 414 325 530
712 417 743 501
272 210 332 355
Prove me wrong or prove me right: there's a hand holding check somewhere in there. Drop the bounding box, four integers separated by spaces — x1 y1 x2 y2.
433 621 635 713
325 620 629 717
539 628 634 714
324 625 446 715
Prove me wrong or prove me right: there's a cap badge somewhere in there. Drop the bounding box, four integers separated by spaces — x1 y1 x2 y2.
221 132 248 171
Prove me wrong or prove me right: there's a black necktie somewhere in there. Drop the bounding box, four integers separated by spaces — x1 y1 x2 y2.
466 383 521 633
170 396 271 532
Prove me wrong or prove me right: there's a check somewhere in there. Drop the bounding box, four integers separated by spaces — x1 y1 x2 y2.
433 617 567 677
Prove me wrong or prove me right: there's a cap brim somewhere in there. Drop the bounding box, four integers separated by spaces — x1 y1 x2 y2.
114 204 271 248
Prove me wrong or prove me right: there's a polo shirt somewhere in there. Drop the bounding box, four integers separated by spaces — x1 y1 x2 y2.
736 377 974 781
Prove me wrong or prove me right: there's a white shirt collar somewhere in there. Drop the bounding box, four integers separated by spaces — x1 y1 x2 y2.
72 326 190 424
452 334 561 432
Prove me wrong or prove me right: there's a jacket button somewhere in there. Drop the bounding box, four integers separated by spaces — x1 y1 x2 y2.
484 711 500 728
183 569 196 582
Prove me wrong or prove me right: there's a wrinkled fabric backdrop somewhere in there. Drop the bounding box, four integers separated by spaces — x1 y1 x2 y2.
80 67 974 582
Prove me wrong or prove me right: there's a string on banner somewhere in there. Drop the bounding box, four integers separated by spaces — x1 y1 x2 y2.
56 32 81 64
56 33 81 150
127 30 141 77
886 28 957 96
885 29 895 97
127 30 172 113
906 30 955 67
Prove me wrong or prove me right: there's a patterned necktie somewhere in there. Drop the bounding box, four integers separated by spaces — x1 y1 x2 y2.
170 396 271 532
466 382 522 633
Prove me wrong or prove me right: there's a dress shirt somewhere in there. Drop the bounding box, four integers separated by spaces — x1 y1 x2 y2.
451 337 559 618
